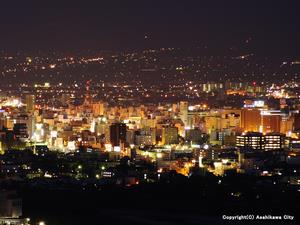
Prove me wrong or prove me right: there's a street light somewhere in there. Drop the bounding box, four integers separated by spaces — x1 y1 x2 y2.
203 144 209 150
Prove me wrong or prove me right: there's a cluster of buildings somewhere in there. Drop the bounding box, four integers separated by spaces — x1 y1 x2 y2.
0 90 299 179
0 86 299 225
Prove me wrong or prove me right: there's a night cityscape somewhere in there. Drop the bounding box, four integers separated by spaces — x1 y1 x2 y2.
0 1 300 225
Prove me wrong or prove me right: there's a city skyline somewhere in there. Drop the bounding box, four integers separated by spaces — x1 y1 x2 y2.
0 2 299 225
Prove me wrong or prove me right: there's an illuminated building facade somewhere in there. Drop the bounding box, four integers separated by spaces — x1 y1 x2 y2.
241 108 261 132
179 101 188 127
262 115 281 133
134 128 156 146
162 126 178 145
265 133 285 150
92 102 106 117
236 132 265 150
25 95 35 113
237 132 286 151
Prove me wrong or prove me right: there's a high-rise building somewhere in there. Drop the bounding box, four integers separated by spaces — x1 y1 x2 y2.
201 82 223 92
179 101 188 127
25 95 35 112
265 133 285 150
185 128 205 144
15 114 35 139
260 109 293 134
241 108 261 132
92 102 106 116
237 131 286 151
280 116 294 135
261 114 281 133
110 123 127 147
13 123 28 140
162 126 178 145
236 132 265 150
126 130 135 145
134 128 156 146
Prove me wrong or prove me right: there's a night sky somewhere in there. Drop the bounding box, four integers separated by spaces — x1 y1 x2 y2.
0 0 299 55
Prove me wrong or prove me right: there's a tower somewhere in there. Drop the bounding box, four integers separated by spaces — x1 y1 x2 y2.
110 123 127 147
179 101 188 127
25 95 35 113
